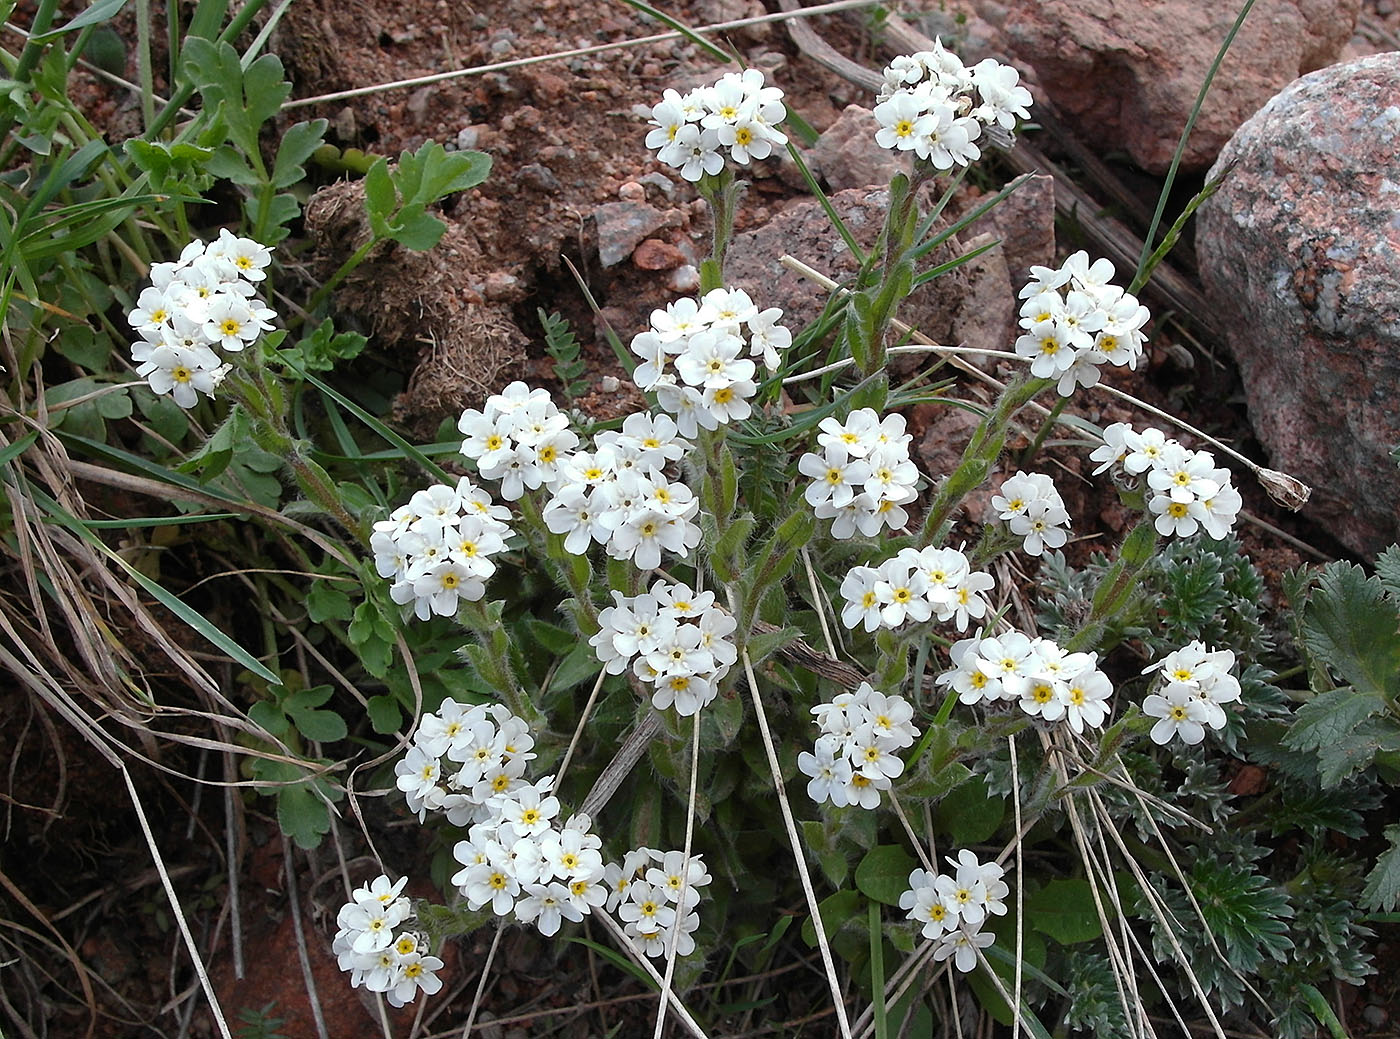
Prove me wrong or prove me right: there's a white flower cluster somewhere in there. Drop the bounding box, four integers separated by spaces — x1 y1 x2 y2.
394 699 536 824
873 42 1031 169
799 409 919 539
840 545 994 634
1142 641 1241 745
605 847 712 958
372 477 513 621
450 783 607 937
541 412 701 571
1015 251 1150 397
797 682 919 810
333 875 444 1007
899 850 1008 972
645 68 787 181
630 288 793 434
991 471 1069 557
1090 423 1241 539
589 581 737 717
458 382 581 502
937 632 1114 735
127 231 276 407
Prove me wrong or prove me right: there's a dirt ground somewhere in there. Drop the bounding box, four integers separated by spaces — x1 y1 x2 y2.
9 0 1400 1036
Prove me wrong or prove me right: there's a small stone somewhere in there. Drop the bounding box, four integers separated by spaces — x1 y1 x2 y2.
593 201 668 267
617 180 646 202
407 87 433 119
519 163 560 192
667 264 701 292
483 272 523 301
639 171 676 198
600 375 621 392
1362 1005 1388 1028
632 239 685 270
456 126 480 150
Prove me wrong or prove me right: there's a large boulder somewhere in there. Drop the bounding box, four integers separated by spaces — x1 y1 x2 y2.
978 0 1360 173
1196 53 1400 557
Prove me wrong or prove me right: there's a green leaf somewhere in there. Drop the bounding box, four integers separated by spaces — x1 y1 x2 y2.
176 407 238 481
934 775 1004 846
1302 561 1400 699
306 580 354 623
248 699 290 737
855 845 918 906
1316 716 1400 788
1284 688 1390 787
389 206 447 250
272 119 329 189
363 158 396 218
276 318 367 373
367 694 402 735
277 781 333 850
1362 824 1400 913
1025 878 1104 945
800 889 863 948
1376 546 1400 602
396 142 492 207
133 390 189 442
35 0 129 38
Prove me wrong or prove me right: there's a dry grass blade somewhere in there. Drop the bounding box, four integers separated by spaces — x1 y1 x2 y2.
737 639 854 1039
0 866 98 1038
595 910 710 1039
120 763 234 1039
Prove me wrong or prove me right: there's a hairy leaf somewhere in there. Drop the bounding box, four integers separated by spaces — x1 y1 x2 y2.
1301 561 1400 700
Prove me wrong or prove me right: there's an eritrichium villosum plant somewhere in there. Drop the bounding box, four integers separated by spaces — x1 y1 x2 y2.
116 38 1354 1039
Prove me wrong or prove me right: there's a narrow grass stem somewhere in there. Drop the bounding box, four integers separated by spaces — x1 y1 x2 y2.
556 668 608 787
596 910 710 1039
653 713 702 1039
121 762 234 1039
736 641 854 1039
888 791 934 874
460 923 503 1038
1008 734 1025 1039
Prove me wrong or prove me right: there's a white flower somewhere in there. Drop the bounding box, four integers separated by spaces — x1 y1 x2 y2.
839 565 884 632
1143 683 1210 745
1062 668 1114 734
934 926 995 973
136 343 228 407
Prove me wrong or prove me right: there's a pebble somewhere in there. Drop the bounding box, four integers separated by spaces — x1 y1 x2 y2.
456 126 480 150
600 375 621 392
617 181 646 202
593 201 668 267
483 272 523 301
632 239 685 270
639 171 676 198
667 264 701 292
519 163 560 192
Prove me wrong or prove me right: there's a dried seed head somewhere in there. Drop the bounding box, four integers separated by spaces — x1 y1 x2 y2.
1257 468 1311 511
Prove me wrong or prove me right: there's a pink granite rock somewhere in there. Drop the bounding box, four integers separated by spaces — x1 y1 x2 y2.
980 0 1360 174
723 188 1015 362
1196 52 1400 557
811 105 904 192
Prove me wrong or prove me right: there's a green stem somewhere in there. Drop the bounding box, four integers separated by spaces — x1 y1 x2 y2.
1020 395 1068 467
461 599 541 727
1064 518 1158 653
919 374 1051 542
0 0 60 145
309 237 378 314
696 168 737 293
